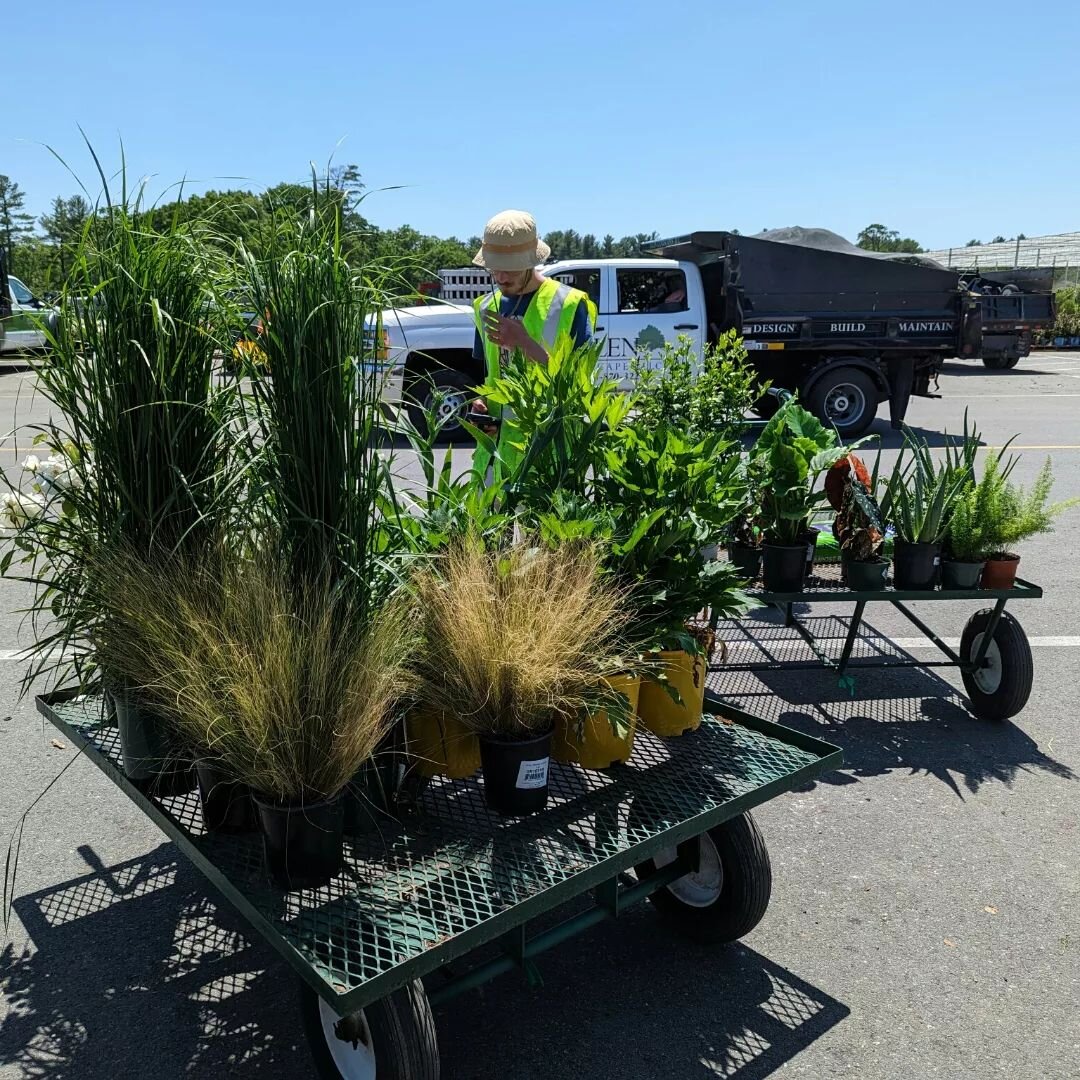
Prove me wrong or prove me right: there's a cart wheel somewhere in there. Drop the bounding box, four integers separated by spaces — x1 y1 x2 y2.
300 980 439 1079
634 811 771 943
960 609 1034 721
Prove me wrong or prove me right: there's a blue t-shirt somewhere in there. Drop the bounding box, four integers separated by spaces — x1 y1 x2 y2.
472 289 592 362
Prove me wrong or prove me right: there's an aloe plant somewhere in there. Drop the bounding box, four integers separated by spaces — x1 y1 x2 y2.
885 413 982 545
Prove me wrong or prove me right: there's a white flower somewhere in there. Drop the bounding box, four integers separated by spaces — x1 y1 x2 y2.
22 455 41 474
39 454 69 481
0 491 46 528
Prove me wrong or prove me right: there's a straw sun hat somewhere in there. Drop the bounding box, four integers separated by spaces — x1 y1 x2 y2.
473 210 551 270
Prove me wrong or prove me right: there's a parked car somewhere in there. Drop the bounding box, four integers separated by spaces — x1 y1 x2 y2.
0 264 59 354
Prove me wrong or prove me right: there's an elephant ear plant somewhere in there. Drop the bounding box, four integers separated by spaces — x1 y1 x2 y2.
748 399 854 592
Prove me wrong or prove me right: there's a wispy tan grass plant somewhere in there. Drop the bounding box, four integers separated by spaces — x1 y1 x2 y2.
95 547 416 802
411 540 632 739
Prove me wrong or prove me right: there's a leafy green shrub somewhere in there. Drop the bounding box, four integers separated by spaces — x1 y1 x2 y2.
630 330 767 440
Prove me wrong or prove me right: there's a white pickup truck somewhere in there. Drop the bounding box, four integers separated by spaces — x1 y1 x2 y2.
381 234 976 439
381 258 717 436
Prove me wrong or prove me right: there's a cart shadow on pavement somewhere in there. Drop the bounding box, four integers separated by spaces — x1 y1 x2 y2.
435 905 850 1080
708 613 1075 800
0 843 312 1079
1 843 851 1080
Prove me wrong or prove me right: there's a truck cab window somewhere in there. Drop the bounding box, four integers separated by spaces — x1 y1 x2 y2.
617 269 688 314
551 269 600 307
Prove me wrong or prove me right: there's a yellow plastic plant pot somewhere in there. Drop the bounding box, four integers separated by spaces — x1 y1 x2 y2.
637 650 706 736
552 674 642 770
405 709 480 780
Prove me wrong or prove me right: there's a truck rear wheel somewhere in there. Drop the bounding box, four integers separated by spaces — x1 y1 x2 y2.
805 367 877 437
982 354 1013 370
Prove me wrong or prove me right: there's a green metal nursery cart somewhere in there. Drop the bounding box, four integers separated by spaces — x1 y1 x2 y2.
37 689 840 1080
720 560 1042 721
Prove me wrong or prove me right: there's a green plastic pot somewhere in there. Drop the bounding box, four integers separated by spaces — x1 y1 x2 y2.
842 556 889 592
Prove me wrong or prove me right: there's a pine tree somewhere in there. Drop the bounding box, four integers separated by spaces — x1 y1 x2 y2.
0 176 36 273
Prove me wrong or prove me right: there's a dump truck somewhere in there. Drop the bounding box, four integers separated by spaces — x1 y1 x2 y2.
380 228 981 438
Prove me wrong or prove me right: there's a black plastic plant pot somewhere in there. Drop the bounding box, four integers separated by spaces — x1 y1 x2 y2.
343 760 398 837
892 540 942 591
253 792 345 890
196 762 257 834
727 542 762 581
762 543 808 593
114 694 195 795
801 527 821 574
843 556 889 592
941 559 985 590
478 729 553 817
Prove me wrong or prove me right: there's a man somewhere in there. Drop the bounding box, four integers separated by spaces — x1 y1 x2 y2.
469 210 594 467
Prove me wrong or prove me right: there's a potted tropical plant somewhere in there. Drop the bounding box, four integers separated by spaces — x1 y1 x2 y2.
832 457 889 591
724 462 764 581
410 539 631 816
748 399 850 592
885 417 980 590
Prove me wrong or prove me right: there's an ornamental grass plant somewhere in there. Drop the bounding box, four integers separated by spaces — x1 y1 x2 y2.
3 161 238 690
93 546 416 803
410 540 633 740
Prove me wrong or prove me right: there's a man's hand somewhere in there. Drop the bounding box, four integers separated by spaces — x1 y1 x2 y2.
470 398 498 436
483 312 547 363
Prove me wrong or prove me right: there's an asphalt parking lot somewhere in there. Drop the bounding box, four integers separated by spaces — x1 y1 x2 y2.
1 353 1078 1079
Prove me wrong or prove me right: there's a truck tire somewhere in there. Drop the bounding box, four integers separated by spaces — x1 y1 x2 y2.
805 366 877 437
405 368 475 442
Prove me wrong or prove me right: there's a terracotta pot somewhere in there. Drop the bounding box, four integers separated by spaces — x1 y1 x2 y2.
981 554 1020 590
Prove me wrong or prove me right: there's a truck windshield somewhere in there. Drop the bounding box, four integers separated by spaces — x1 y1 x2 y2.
9 277 33 304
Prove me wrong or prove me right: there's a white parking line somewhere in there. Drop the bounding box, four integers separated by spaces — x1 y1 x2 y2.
719 636 1080 652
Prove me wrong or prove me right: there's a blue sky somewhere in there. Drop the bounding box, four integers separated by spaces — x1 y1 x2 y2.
3 0 1078 250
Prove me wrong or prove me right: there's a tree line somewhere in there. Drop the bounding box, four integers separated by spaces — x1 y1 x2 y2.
0 169 669 299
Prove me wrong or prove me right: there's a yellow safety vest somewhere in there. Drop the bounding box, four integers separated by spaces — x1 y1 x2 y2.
471 278 595 481
472 278 596 386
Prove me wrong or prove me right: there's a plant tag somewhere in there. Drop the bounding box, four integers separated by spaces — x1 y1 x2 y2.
806 543 815 561
516 757 549 790
933 555 941 566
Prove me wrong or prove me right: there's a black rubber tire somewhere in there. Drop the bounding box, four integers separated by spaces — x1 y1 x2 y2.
1002 354 1021 369
960 609 1034 721
405 367 475 442
634 812 772 944
805 366 877 437
982 354 1012 370
301 980 440 1079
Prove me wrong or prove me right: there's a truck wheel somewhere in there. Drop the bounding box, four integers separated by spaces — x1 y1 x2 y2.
982 355 1011 370
405 368 474 442
301 980 440 1080
1003 355 1021 369
805 367 876 437
634 812 772 943
960 609 1034 721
